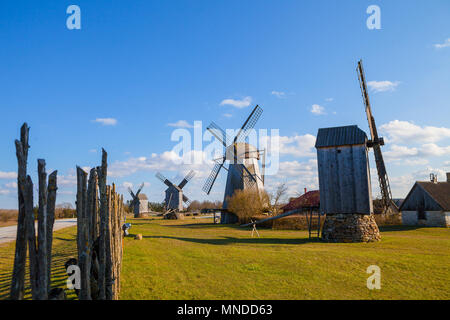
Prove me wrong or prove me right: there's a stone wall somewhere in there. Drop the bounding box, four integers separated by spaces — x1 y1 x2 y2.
321 213 381 243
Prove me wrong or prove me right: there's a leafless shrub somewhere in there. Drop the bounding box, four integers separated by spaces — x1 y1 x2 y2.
226 189 270 223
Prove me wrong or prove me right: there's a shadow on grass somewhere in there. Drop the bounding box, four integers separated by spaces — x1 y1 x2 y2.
143 235 320 246
163 223 222 229
379 225 421 232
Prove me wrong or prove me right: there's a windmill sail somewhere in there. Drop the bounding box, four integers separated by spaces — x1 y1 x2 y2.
234 105 263 143
156 172 174 188
202 105 263 199
178 170 196 189
357 60 397 213
207 122 232 147
203 160 225 194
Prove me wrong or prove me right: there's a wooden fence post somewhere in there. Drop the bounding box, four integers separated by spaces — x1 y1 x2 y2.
76 167 91 300
37 159 48 299
10 123 29 300
105 185 113 300
76 148 124 300
46 171 57 294
97 149 108 299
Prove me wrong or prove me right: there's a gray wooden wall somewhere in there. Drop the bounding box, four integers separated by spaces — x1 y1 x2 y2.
317 144 373 214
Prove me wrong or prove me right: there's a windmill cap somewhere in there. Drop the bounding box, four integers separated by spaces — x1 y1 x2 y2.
315 125 367 148
226 142 260 160
137 193 148 200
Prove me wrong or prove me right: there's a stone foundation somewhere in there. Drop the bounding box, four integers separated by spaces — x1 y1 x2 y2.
321 213 381 243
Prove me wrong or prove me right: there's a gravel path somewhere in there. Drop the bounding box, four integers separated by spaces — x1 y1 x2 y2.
0 218 77 244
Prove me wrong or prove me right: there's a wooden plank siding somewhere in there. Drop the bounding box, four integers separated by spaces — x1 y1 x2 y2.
315 125 373 215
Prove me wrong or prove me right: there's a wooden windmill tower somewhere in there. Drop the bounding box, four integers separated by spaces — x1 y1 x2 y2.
128 183 148 218
202 105 265 214
156 170 195 212
357 60 398 215
315 60 396 242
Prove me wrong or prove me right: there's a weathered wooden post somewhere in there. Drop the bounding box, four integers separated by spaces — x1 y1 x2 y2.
10 123 30 300
76 167 91 300
46 171 57 294
10 124 58 300
97 149 108 299
76 148 124 300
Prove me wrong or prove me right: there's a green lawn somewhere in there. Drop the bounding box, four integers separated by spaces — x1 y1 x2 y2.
1 217 449 300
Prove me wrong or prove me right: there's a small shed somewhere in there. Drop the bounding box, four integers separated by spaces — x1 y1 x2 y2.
399 174 450 227
315 125 373 215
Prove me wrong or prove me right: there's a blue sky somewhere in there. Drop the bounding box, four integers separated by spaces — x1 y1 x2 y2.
1 1 450 208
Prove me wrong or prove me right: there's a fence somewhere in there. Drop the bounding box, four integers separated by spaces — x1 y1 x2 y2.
76 149 125 300
10 123 58 300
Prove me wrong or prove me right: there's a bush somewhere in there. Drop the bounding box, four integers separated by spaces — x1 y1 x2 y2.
226 189 270 223
374 213 402 226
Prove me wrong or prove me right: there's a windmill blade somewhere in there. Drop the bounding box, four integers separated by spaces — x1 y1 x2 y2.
128 187 136 199
234 105 263 143
357 60 378 142
357 60 397 213
156 172 175 188
206 122 231 147
178 170 196 189
182 194 191 205
202 158 225 195
135 182 144 197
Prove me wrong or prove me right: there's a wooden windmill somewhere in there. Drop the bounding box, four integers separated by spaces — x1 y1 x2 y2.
357 60 398 214
202 105 265 210
156 170 195 212
128 183 147 218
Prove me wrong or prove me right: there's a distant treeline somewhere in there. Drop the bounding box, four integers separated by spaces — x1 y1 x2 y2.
187 200 223 211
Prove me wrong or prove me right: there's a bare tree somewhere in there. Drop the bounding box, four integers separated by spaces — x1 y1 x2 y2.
268 182 288 215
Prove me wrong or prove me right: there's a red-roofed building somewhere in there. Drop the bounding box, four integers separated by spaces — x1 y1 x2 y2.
281 190 320 212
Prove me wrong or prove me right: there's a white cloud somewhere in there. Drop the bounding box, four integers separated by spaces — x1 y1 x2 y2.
89 149 97 153
386 167 450 198
383 145 419 161
122 182 133 189
58 191 74 195
58 174 77 186
0 171 16 179
0 189 11 195
264 159 318 199
367 81 400 93
109 150 214 179
434 38 450 49
220 96 252 108
271 91 286 98
93 118 118 126
380 120 450 144
5 182 17 189
222 113 232 118
167 120 194 128
310 104 325 115
261 134 316 158
325 98 334 102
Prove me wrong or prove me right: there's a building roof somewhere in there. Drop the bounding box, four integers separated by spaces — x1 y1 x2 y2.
138 193 148 200
315 125 367 148
281 190 320 211
400 181 450 211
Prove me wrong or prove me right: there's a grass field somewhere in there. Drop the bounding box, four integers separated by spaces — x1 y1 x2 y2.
0 216 449 300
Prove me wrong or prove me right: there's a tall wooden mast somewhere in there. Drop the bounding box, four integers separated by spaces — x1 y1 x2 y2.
357 60 397 214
